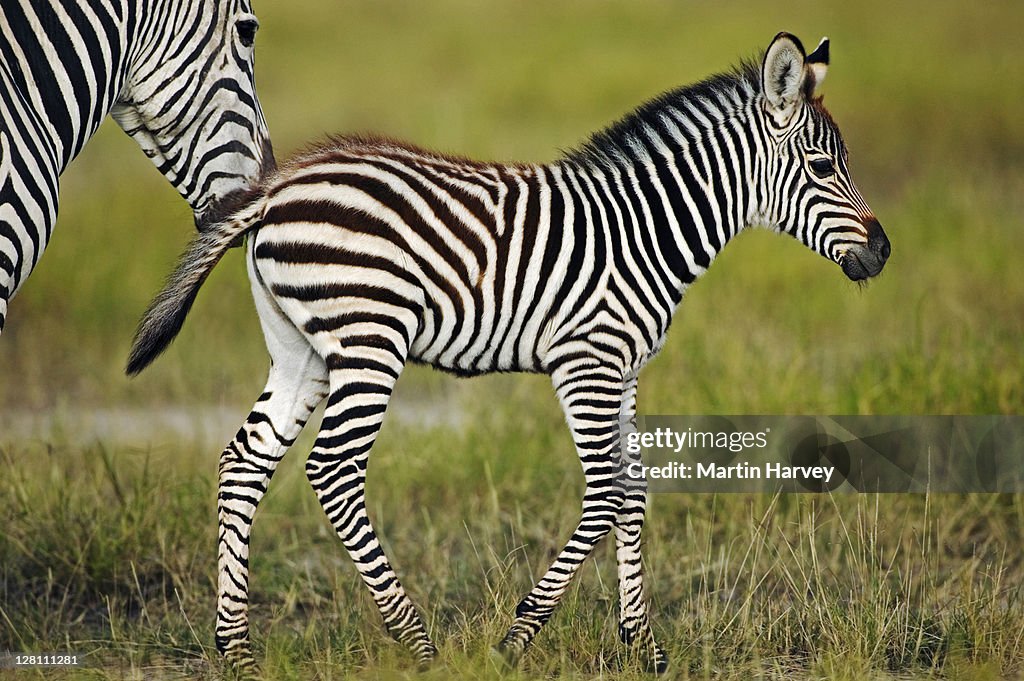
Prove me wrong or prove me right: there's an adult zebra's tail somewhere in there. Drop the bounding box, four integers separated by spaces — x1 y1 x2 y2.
126 196 265 376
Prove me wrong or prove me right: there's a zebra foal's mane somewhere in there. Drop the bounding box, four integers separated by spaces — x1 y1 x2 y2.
566 57 761 166
267 58 764 178
284 132 503 171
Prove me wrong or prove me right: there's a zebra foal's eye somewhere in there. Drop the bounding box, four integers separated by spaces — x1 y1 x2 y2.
236 19 259 47
808 157 835 178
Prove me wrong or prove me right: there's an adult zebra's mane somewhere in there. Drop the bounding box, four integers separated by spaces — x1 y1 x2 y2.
565 57 762 166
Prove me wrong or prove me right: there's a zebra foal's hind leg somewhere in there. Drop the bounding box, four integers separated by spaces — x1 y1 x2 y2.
303 322 437 664
615 377 667 673
215 288 328 671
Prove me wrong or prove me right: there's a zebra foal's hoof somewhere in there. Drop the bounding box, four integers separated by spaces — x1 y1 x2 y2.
609 648 669 675
489 643 522 672
219 657 259 681
215 643 259 679
413 645 439 671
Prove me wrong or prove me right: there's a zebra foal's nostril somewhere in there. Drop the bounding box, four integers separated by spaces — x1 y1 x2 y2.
863 218 890 262
878 237 891 261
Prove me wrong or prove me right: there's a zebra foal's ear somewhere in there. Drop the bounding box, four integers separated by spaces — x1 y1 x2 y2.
805 37 829 90
762 32 828 124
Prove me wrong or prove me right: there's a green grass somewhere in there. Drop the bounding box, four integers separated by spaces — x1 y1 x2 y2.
1 0 1023 678
3 435 1023 679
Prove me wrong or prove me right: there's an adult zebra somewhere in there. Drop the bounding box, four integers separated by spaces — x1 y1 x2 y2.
128 32 890 672
0 0 273 334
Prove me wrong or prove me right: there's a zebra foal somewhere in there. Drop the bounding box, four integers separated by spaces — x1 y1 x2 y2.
128 32 889 672
0 0 273 335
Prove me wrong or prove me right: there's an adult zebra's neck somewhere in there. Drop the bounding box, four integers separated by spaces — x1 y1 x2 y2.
0 0 138 170
554 62 765 299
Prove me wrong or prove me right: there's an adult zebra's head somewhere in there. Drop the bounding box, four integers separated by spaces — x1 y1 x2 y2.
111 0 274 232
758 32 890 281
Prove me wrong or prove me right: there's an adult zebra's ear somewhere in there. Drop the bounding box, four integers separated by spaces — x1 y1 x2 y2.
762 32 827 126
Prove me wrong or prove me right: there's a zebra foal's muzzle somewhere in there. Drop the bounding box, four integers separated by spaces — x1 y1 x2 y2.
840 218 890 281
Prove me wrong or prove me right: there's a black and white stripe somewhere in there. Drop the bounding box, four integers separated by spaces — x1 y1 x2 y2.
128 32 890 673
0 0 273 334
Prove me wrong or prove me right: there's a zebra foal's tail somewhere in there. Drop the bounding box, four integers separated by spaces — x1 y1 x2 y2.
126 197 265 376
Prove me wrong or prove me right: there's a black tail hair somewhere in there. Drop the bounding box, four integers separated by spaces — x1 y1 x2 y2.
126 197 265 376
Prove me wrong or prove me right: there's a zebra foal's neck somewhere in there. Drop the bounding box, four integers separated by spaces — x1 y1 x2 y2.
553 61 762 283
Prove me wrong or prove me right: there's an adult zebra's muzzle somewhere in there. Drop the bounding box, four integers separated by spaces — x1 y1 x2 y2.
194 140 277 233
841 218 890 281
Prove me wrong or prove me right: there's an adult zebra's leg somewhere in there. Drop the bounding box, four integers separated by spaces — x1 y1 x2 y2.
0 124 59 337
0 128 12 335
498 357 626 661
615 377 667 672
304 327 437 664
215 291 328 670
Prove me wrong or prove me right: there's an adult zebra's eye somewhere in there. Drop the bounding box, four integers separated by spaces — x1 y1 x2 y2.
809 157 835 178
237 19 259 47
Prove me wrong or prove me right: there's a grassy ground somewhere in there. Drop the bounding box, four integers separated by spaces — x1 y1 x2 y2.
1 0 1023 678
3 438 1023 680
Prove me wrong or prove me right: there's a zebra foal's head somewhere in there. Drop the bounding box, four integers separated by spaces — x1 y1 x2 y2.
759 32 890 281
111 0 274 232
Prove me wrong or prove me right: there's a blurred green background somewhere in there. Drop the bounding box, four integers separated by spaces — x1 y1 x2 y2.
1 0 1021 415
2 2 1023 678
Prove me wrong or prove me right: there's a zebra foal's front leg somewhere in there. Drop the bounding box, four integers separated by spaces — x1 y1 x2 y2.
615 377 667 672
497 358 627 663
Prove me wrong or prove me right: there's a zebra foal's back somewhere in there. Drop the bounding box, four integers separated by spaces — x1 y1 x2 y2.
249 136 589 376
